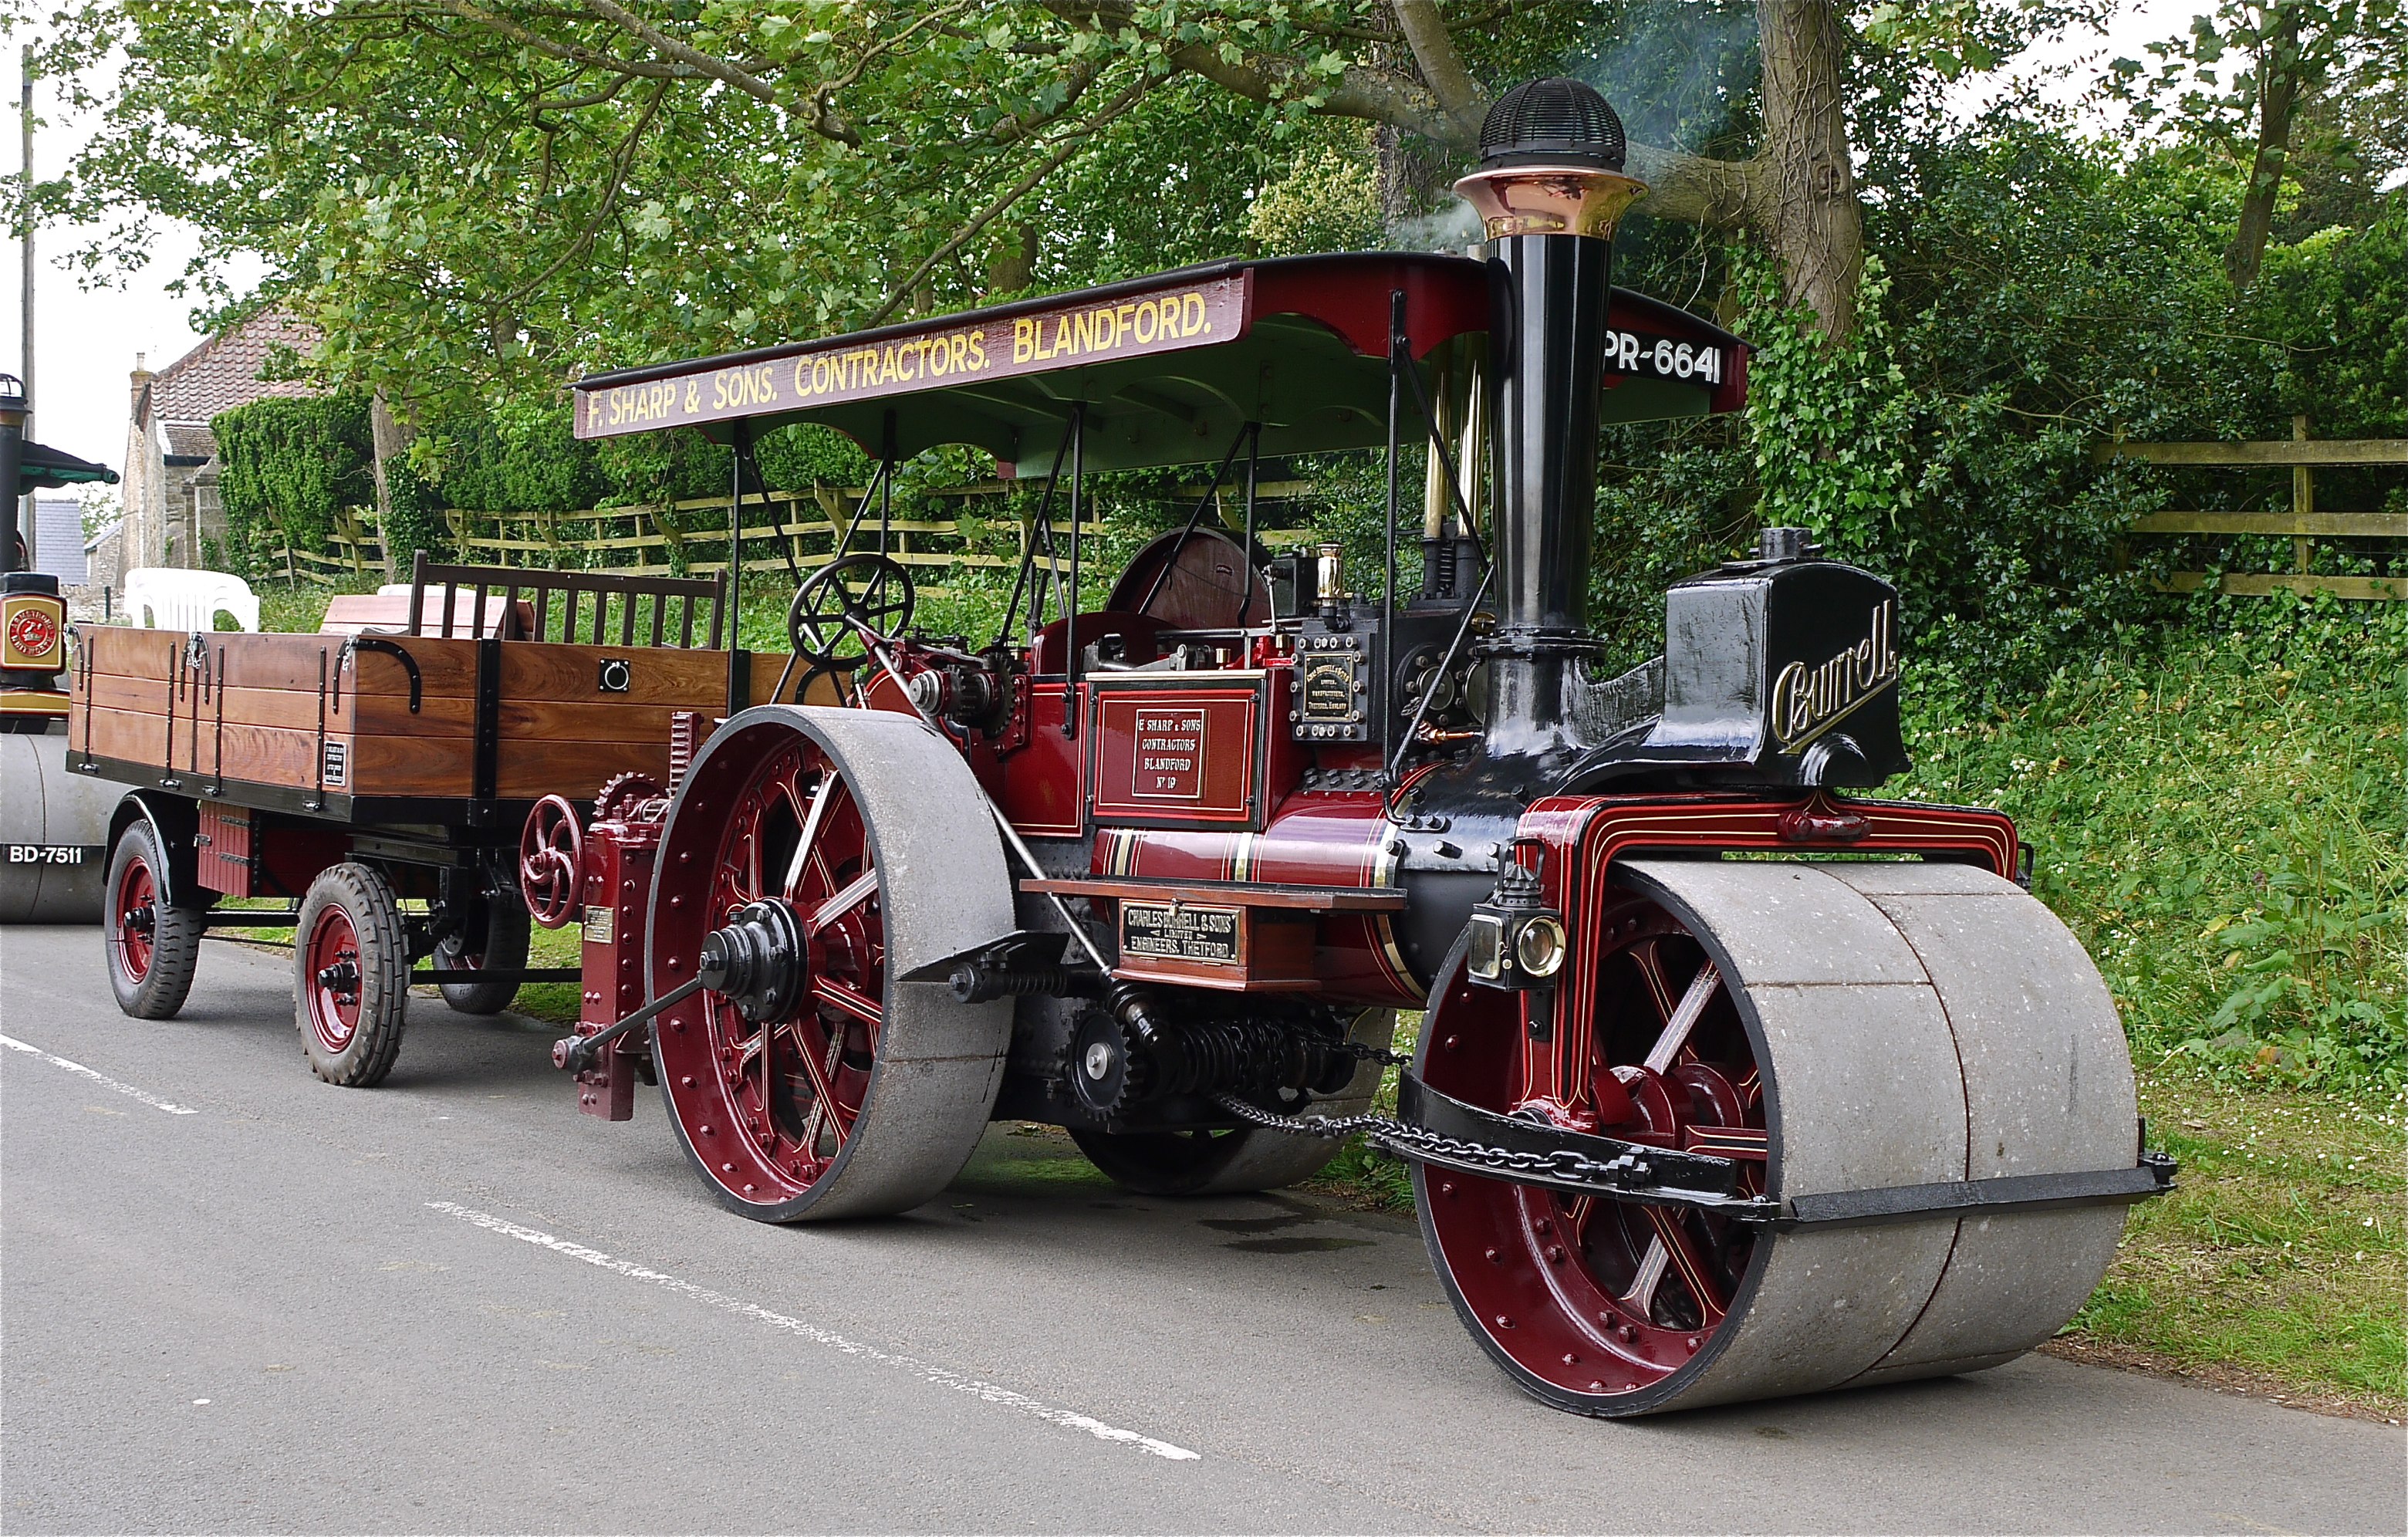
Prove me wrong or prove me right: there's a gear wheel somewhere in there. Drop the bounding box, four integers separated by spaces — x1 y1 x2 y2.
1068 1005 1147 1117
594 772 667 823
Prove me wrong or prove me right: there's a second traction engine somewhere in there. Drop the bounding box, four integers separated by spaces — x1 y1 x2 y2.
537 76 2173 1417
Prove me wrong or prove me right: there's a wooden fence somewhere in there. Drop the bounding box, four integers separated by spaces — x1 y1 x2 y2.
2095 420 2406 601
278 479 1323 586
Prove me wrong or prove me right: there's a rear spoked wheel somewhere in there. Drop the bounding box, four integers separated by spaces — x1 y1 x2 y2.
1417 898 1765 1409
648 706 1014 1221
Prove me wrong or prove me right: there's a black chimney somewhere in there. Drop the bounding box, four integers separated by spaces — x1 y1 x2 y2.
1454 79 1645 765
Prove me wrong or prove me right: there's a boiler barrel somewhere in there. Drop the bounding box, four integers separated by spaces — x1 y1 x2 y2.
0 731 117 923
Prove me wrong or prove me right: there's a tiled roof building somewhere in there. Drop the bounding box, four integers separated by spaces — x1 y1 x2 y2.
106 306 322 584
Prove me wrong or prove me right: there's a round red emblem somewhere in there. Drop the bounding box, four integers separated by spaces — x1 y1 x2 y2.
8 607 60 658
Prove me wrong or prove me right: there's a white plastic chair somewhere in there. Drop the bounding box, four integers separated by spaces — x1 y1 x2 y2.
122 568 262 633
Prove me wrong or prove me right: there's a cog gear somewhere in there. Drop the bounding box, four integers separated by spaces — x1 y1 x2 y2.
1068 1004 1148 1117
594 772 667 823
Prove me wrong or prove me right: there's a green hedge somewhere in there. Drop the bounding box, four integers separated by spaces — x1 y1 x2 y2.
211 394 374 568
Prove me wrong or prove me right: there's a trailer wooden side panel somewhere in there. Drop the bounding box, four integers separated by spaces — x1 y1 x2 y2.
69 624 802 807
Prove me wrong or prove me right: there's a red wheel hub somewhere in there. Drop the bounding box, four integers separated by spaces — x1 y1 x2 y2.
653 728 885 1208
111 856 158 982
1420 896 1767 1407
304 906 366 1053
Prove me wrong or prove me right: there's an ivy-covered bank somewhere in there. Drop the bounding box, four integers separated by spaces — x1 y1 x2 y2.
210 392 445 571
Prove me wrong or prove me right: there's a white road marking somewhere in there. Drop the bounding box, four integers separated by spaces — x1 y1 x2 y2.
427 1201 1201 1461
1 1035 199 1114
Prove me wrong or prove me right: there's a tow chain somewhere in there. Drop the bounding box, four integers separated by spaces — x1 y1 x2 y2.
1247 1041 1671 1191
1212 1035 1778 1211
1210 1092 1681 1201
1232 1042 2176 1230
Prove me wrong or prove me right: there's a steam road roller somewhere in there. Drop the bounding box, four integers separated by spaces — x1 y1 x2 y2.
82 77 2176 1417
545 79 2175 1416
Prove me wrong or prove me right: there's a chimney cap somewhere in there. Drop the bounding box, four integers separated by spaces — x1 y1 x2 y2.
1479 78 1625 172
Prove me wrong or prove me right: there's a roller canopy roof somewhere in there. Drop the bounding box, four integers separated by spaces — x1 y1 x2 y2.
573 252 1748 476
17 439 120 495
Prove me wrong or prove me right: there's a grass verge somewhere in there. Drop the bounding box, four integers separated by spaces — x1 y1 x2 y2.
2055 1071 2403 1420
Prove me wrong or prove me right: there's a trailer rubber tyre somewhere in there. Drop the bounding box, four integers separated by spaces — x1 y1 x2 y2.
1072 1008 1397 1195
432 889 530 1015
296 862 411 1087
1416 857 2137 1417
647 705 1016 1221
103 819 206 1019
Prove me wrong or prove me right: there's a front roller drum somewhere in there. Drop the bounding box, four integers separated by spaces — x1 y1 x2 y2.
647 705 1016 1221
1417 857 2138 1416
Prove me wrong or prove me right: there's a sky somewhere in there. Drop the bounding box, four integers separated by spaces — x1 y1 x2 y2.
2 0 2213 483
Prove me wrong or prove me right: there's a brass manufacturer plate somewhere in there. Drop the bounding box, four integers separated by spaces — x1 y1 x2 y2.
1120 901 1242 965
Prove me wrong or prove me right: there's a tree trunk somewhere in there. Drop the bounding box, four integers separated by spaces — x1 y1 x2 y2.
985 221 1036 296
1375 122 1454 243
368 390 413 583
2227 4 2303 289
1756 0 1863 343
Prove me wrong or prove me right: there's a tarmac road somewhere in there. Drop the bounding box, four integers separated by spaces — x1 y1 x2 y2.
2 923 2400 1535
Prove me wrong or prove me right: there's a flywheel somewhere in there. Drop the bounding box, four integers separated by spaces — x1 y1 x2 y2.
645 705 1016 1221
1416 857 2139 1415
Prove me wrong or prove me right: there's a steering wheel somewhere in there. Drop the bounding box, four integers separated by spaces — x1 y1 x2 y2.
787 552 916 668
518 795 586 930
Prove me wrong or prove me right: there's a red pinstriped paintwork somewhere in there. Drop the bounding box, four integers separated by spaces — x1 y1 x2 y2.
1511 789 2018 1124
1093 792 1424 1006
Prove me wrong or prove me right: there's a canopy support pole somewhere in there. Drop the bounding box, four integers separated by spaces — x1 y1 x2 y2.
725 430 748 714
833 455 893 561
1397 331 1488 581
1383 289 1405 776
1062 400 1086 740
877 409 896 560
731 420 801 586
999 413 1079 653
1238 421 1263 623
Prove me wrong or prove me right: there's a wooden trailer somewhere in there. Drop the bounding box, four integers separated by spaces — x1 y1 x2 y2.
66 558 812 1085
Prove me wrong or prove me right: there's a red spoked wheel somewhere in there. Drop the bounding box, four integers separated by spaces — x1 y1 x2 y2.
676 735 880 1203
647 707 1015 1222
303 904 364 1055
1417 892 1768 1414
519 795 584 929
